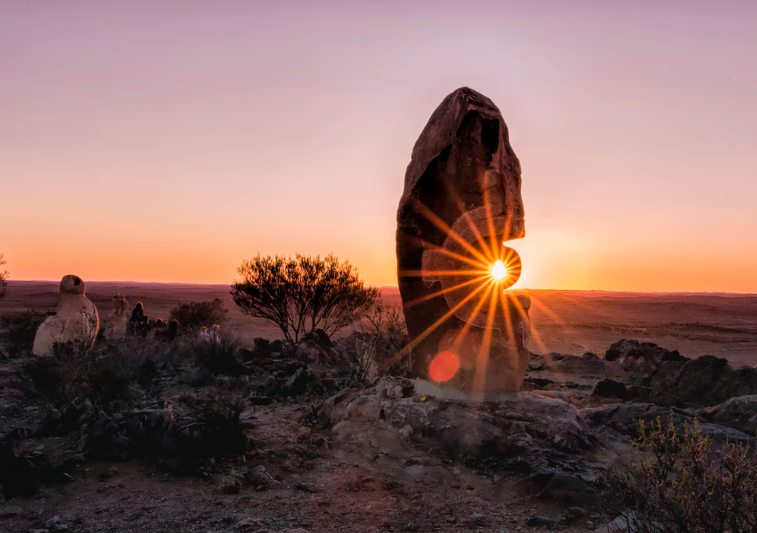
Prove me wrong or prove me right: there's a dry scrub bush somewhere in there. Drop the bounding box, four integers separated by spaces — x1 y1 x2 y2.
187 328 247 377
0 310 46 358
169 298 230 334
179 383 249 459
603 414 757 533
23 336 157 410
338 299 410 385
0 254 8 299
231 254 379 342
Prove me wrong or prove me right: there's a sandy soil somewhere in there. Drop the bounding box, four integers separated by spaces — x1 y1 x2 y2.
3 281 756 366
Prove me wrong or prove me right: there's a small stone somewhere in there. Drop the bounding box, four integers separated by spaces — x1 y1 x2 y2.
526 516 555 527
564 507 587 523
398 424 414 439
293 481 318 493
244 465 274 490
219 470 245 494
44 515 69 532
235 517 265 530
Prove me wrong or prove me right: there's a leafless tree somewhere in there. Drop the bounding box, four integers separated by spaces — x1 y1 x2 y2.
231 254 379 342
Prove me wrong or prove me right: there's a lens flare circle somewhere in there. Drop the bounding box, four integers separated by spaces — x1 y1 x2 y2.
428 350 461 382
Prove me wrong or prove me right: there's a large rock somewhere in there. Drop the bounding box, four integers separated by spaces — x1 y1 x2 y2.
585 403 755 446
701 395 757 436
32 275 99 356
605 339 684 374
320 377 597 481
396 87 530 392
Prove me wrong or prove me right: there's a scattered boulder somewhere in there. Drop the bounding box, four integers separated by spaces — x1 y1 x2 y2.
647 356 757 407
701 395 757 436
526 516 556 527
32 275 99 356
536 473 595 504
592 379 633 400
219 470 245 494
44 515 69 532
564 507 587 523
605 340 684 374
585 403 755 446
245 465 275 490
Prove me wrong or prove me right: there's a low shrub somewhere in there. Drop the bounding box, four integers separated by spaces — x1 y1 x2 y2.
169 298 230 334
602 413 757 533
179 384 250 460
22 337 152 411
0 310 46 358
189 328 247 376
337 299 410 385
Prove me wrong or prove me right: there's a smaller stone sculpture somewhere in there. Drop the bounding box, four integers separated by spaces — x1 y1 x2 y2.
32 275 100 356
128 302 149 336
105 293 129 340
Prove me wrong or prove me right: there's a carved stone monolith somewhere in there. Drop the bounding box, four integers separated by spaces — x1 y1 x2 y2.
32 275 100 356
396 87 531 393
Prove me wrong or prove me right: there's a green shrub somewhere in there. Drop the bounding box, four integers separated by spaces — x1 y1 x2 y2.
603 413 757 533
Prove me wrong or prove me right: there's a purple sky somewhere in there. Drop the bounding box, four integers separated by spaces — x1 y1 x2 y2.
2 1 756 291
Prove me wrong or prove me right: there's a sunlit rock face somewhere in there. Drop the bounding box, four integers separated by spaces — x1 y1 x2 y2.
396 87 530 392
32 275 99 356
106 293 129 340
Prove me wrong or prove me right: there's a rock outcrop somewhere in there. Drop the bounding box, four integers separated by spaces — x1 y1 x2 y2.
396 87 530 392
701 395 757 436
605 339 685 374
319 377 598 486
32 275 99 356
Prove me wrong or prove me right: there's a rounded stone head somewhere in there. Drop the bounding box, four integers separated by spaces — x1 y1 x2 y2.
60 275 86 295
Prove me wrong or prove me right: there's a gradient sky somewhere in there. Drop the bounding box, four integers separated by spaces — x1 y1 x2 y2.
2 1 756 292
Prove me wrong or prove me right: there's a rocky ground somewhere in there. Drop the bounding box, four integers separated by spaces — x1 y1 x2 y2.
1 335 756 533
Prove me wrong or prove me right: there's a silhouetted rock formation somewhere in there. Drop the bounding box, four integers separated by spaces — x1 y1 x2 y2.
396 87 529 392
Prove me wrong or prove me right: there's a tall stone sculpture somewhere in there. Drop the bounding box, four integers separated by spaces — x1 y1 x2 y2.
396 87 531 393
32 275 100 356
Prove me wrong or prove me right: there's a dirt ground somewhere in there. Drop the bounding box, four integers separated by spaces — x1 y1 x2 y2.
3 281 756 366
2 281 756 533
0 357 597 533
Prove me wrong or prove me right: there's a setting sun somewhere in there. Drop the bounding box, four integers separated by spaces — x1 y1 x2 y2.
491 259 507 281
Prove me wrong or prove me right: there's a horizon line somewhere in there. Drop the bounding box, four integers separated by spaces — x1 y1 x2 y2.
5 279 757 297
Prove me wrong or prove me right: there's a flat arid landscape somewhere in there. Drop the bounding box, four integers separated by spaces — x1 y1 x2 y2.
5 281 757 366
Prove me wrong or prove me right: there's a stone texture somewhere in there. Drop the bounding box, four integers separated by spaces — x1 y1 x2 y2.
32 275 99 356
701 395 757 435
105 293 129 340
396 87 529 391
605 339 685 374
319 377 597 481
